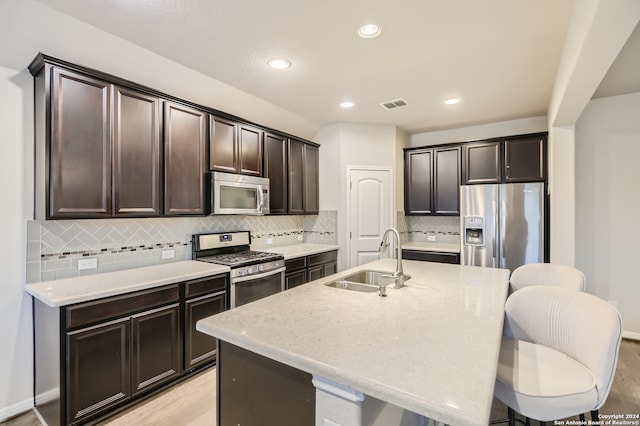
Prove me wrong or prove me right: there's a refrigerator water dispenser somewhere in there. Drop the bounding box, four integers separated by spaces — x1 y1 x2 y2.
463 216 485 247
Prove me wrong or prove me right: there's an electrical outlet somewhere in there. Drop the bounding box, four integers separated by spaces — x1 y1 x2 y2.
297 235 303 241
266 238 273 245
427 235 437 242
162 249 175 259
78 258 97 271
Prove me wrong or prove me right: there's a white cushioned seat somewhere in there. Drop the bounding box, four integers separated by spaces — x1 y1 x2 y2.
510 263 586 293
495 286 622 422
495 338 598 421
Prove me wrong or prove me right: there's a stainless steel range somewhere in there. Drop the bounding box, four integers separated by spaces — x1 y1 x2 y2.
192 231 285 308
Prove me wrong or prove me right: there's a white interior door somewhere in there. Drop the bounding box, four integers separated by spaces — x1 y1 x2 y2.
348 168 392 268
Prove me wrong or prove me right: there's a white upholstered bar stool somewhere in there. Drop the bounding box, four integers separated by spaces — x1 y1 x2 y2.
509 263 586 293
494 286 623 425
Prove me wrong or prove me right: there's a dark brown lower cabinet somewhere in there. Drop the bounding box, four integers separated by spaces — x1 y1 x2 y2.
402 249 460 264
131 304 181 394
34 273 228 426
66 318 131 424
218 341 315 426
184 292 226 370
284 250 338 289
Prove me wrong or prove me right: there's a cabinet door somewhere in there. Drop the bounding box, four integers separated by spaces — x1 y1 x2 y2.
288 139 305 214
434 146 460 215
303 144 319 214
131 304 181 395
50 67 111 218
66 318 130 424
285 269 307 289
504 136 546 182
404 149 433 214
238 124 263 176
210 115 237 173
113 86 161 216
263 132 288 214
308 265 323 282
463 141 501 184
184 292 226 370
322 261 337 277
163 102 207 215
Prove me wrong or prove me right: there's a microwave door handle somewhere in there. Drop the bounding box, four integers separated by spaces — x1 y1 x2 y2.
257 186 265 212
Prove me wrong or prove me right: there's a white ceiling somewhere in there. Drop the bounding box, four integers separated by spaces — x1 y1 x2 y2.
33 0 600 134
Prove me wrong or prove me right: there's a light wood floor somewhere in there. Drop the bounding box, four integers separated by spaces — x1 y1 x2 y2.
3 339 639 426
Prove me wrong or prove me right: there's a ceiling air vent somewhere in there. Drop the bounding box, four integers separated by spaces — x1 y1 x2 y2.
380 98 408 110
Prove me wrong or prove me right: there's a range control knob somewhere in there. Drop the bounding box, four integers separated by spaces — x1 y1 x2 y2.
246 267 253 275
258 265 264 272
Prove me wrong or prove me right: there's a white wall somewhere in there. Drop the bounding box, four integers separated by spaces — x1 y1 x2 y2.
547 0 640 266
575 92 640 337
0 66 35 419
315 123 399 270
409 116 548 147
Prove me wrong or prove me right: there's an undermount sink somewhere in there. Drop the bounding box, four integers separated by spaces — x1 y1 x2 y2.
325 269 412 292
325 280 380 292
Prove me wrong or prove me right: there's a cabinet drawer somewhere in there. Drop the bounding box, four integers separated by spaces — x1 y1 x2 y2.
285 257 306 271
307 250 337 266
66 284 179 330
185 274 227 299
402 250 460 264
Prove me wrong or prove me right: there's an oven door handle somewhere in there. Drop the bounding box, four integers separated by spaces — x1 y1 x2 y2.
232 266 286 284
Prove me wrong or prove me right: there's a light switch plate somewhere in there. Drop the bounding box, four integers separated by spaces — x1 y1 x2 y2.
427 235 437 242
266 238 273 245
78 258 97 271
162 249 175 259
297 235 303 241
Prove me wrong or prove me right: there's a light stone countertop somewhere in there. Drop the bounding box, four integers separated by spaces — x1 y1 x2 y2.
197 258 510 426
256 243 339 260
402 241 461 253
26 261 230 307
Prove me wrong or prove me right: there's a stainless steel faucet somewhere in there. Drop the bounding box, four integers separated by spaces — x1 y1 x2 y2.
379 227 408 288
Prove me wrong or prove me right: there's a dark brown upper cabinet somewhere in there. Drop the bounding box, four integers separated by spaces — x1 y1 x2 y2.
209 116 262 176
238 124 263 176
263 132 288 214
434 146 461 215
462 141 502 184
463 133 547 184
45 67 162 219
504 136 546 182
288 139 319 215
209 115 237 173
405 149 433 214
404 146 460 216
113 86 162 216
163 102 207 216
48 67 112 218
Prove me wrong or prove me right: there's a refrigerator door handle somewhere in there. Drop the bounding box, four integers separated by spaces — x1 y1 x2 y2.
500 199 507 268
492 199 498 268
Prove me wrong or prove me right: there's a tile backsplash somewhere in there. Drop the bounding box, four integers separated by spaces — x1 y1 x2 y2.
405 215 460 244
27 211 337 283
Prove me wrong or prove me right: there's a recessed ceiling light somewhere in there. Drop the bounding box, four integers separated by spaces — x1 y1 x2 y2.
340 101 355 108
358 23 382 39
444 98 461 105
267 58 291 70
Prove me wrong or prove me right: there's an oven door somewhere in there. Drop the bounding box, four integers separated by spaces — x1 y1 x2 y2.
230 267 285 308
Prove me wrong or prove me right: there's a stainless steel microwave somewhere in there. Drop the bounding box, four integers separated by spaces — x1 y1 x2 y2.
211 172 270 215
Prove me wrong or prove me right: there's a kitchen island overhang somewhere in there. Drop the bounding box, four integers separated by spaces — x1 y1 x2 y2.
197 258 510 426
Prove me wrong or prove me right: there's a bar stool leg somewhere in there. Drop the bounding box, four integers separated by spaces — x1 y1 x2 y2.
591 411 599 422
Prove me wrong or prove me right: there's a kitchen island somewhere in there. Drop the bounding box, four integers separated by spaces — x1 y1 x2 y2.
197 258 510 426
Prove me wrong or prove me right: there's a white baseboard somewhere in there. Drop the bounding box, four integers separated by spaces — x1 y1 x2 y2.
0 397 33 423
623 330 640 341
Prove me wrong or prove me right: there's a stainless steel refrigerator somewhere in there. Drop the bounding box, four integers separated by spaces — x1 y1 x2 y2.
460 182 544 272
